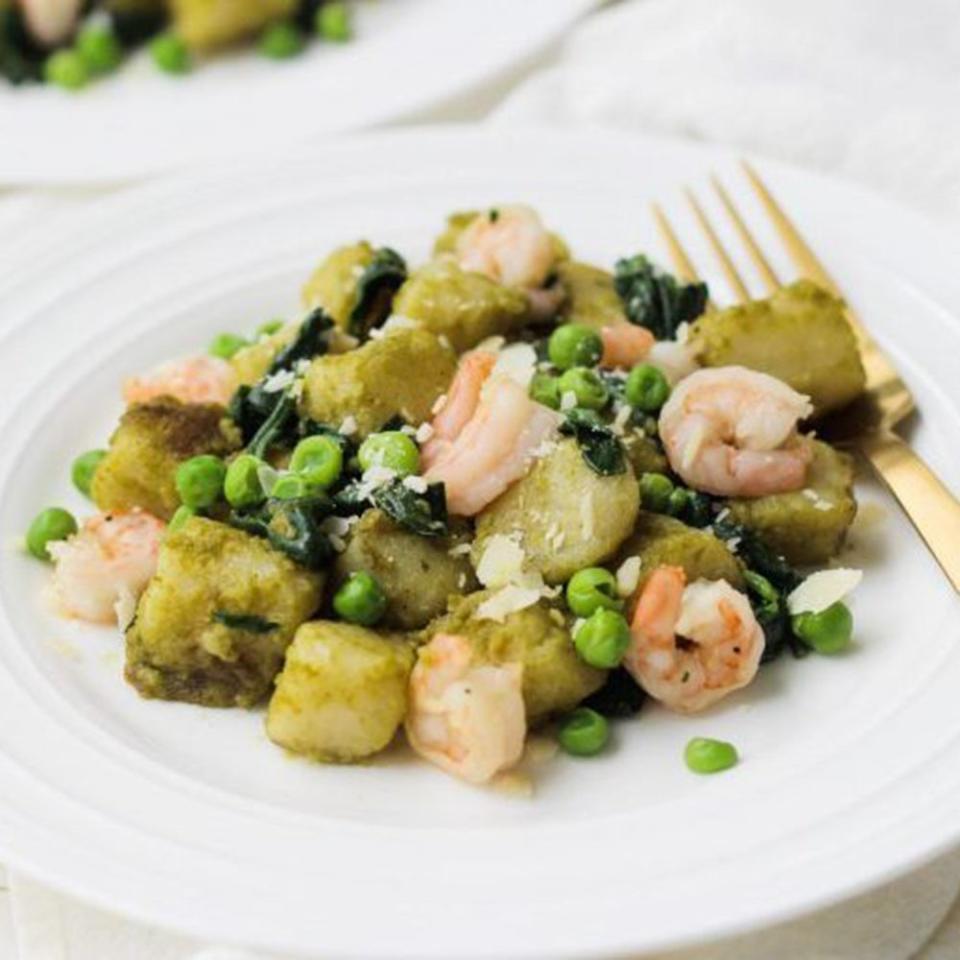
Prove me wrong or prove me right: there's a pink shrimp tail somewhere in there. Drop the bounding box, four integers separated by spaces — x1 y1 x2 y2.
630 566 686 644
421 351 497 468
600 325 655 369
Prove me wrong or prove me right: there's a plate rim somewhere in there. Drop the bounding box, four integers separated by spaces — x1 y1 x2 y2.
0 125 959 958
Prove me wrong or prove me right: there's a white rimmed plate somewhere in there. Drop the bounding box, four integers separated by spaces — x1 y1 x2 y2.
0 128 959 959
0 0 596 184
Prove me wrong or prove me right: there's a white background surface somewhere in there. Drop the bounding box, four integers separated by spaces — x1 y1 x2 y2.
2 1 960 958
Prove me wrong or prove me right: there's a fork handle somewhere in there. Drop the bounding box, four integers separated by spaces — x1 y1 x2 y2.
856 431 960 593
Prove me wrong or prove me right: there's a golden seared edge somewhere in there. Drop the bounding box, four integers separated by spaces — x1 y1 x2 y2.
126 517 324 707
92 398 241 521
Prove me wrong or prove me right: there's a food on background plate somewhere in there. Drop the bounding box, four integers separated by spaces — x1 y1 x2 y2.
28 203 865 788
1 0 354 91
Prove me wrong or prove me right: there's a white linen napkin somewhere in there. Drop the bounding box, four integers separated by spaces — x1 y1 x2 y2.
491 0 960 223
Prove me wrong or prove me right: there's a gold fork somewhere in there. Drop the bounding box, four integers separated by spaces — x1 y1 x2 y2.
651 162 960 593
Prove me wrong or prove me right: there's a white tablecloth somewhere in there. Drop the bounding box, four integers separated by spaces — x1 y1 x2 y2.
5 1 960 957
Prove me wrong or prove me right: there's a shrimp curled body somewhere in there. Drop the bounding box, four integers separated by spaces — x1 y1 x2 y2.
625 566 764 714
456 205 556 291
423 351 560 517
659 366 813 497
49 509 166 625
123 355 238 408
406 633 526 784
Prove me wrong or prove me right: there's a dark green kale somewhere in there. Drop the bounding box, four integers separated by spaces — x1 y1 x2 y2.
560 408 626 476
713 518 800 594
212 611 278 634
372 479 448 537
229 307 334 455
0 8 43 85
347 247 407 340
583 667 647 718
111 10 167 45
269 306 333 373
614 254 709 340
230 494 334 570
713 519 809 662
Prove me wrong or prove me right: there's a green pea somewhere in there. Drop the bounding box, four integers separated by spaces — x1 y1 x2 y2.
175 455 226 509
26 508 77 561
639 472 674 513
558 708 609 757
557 367 609 411
792 602 853 655
43 50 90 91
529 372 561 410
316 1 351 41
71 449 107 498
149 33 190 74
168 505 197 533
625 363 671 412
333 571 387 626
76 24 122 73
566 567 622 618
208 332 249 360
548 324 603 371
684 737 739 774
667 486 691 518
259 21 305 59
224 454 267 508
271 474 309 500
257 319 284 338
573 608 631 669
290 435 343 490
358 431 419 477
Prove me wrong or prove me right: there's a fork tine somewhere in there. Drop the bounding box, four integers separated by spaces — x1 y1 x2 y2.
650 202 703 285
684 189 750 302
711 175 781 294
740 160 841 297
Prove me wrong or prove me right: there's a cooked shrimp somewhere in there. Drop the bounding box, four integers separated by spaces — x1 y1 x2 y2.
424 373 560 516
599 324 655 369
624 566 764 714
420 350 497 465
17 0 82 46
49 509 166 626
457 205 556 291
658 366 813 497
123 355 238 408
406 633 526 784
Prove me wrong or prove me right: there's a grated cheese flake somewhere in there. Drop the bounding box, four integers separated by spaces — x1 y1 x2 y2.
475 584 541 622
339 415 358 436
491 342 538 390
431 393 448 415
787 568 862 616
475 534 526 589
560 390 578 412
615 556 642 598
415 422 435 443
402 475 428 494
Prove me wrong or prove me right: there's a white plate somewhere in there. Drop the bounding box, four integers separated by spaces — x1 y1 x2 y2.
0 0 595 184
0 128 959 960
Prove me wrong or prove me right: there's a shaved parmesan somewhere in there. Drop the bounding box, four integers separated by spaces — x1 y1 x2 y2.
787 568 862 615
475 584 541 622
615 556 642 598
475 534 526 589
